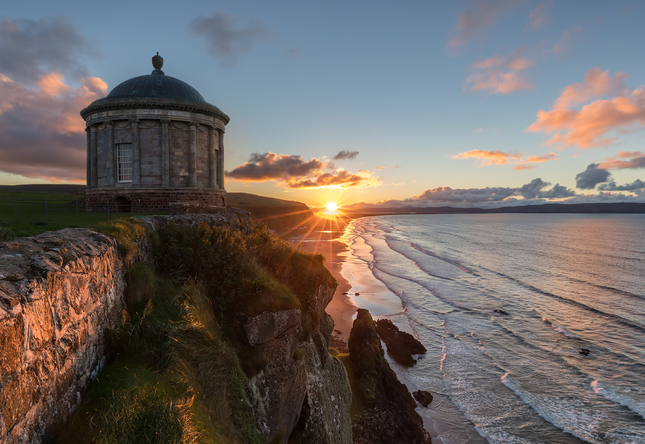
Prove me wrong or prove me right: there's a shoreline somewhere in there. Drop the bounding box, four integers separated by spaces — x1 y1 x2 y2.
291 214 487 444
291 225 357 340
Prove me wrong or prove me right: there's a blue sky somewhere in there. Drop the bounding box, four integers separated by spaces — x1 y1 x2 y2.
1 0 645 207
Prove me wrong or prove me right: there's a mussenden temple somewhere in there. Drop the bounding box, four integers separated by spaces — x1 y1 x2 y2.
80 53 229 213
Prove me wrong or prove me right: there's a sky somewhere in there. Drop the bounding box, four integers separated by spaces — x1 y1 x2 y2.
1 0 645 208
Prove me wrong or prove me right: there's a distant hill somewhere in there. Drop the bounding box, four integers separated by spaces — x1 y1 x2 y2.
345 202 645 215
0 184 86 193
227 193 313 232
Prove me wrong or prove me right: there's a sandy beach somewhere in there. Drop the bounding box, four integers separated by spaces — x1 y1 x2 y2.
291 223 357 340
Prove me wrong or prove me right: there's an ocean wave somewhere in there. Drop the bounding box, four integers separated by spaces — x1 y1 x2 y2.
590 380 645 421
409 243 479 276
501 373 606 444
552 324 579 338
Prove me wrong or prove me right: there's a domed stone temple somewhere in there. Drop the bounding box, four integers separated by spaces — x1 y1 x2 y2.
81 53 229 212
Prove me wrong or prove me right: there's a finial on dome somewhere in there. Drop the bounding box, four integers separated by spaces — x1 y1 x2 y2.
152 52 164 71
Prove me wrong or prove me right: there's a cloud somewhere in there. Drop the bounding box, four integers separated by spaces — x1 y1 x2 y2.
413 186 516 203
598 179 645 192
518 178 574 198
375 166 386 171
0 17 95 85
554 67 628 109
226 152 378 189
465 52 533 94
448 0 515 49
597 151 645 170
391 164 400 168
514 152 558 170
333 150 359 160
0 72 107 181
527 68 645 148
190 12 269 65
452 149 522 166
528 1 553 29
575 163 611 189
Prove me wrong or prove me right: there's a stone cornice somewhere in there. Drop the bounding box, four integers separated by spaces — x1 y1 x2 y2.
80 96 230 124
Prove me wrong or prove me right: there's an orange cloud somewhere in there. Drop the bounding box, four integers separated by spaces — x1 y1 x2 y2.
466 53 533 94
375 165 386 170
455 149 557 170
527 68 645 148
0 71 108 181
597 151 645 170
526 152 557 163
452 149 522 166
226 152 379 189
514 164 537 170
554 68 627 109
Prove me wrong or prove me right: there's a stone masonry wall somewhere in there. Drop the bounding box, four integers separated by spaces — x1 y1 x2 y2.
85 188 226 213
0 229 125 444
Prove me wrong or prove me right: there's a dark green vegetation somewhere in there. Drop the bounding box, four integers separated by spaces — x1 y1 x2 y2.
58 219 335 443
228 192 314 233
0 190 155 241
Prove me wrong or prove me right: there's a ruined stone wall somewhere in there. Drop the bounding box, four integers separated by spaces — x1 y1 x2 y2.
0 229 125 444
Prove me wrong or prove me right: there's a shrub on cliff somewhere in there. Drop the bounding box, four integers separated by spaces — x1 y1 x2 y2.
152 223 335 337
60 282 261 444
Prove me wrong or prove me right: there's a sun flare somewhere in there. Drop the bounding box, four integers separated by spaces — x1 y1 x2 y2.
325 202 339 213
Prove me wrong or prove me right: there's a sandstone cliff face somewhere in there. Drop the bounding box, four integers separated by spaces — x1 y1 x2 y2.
243 284 352 444
0 229 125 444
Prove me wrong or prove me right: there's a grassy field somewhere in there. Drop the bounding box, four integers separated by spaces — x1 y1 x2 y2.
0 191 160 240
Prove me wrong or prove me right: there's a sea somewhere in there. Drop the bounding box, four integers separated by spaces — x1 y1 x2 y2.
338 213 645 444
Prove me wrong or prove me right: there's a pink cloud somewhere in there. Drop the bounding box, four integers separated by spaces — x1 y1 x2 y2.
554 67 628 109
0 71 107 181
455 149 557 170
226 152 379 189
448 0 515 49
528 1 553 29
452 149 522 165
514 164 537 170
527 68 645 148
597 151 645 170
375 165 386 170
466 52 533 94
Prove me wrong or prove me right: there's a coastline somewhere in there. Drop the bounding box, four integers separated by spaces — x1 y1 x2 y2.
291 225 357 340
294 214 488 444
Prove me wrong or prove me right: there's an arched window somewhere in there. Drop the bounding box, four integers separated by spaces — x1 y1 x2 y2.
117 143 133 182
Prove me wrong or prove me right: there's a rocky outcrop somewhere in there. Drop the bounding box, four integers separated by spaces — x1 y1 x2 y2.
243 284 352 444
375 318 426 367
0 229 125 444
349 309 431 444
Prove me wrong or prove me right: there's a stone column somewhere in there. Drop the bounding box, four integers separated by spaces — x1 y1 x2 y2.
161 119 170 187
131 118 141 186
208 126 218 188
106 121 115 186
189 123 197 187
85 127 91 188
90 125 98 188
218 129 225 189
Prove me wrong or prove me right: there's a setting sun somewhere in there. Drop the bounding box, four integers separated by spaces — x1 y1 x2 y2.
325 202 339 213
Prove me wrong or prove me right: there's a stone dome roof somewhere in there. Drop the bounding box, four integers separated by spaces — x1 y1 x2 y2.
108 52 205 102
107 71 207 102
80 53 229 123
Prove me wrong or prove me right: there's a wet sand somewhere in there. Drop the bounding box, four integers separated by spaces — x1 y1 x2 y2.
292 227 357 340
